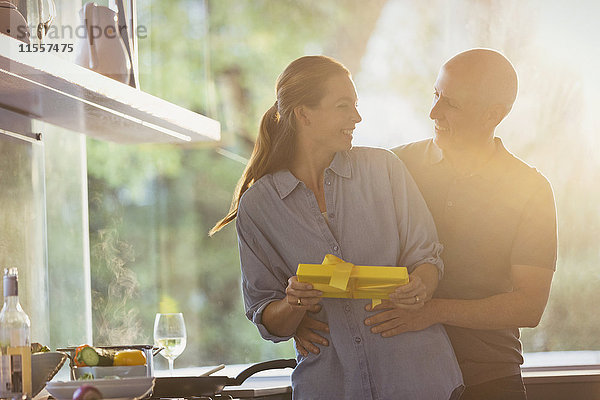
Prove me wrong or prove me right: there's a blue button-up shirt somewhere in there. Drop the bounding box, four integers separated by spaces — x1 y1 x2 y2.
236 147 463 400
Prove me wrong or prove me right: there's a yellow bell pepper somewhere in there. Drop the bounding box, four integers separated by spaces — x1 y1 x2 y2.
113 349 146 366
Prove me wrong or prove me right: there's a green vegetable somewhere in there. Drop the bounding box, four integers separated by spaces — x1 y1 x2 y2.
77 373 94 381
76 346 113 367
31 342 50 353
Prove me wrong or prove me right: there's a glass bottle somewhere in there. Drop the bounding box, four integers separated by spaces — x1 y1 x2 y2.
0 268 32 398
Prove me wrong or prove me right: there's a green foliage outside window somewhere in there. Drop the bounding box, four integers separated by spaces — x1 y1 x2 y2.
85 0 387 366
85 0 600 369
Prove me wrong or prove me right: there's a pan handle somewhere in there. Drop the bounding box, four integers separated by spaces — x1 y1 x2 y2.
232 358 297 385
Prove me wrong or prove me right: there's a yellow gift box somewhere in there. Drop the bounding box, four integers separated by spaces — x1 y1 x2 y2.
296 254 409 307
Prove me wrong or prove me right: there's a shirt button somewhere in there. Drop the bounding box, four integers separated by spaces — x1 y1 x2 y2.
447 201 454 207
333 245 339 251
326 181 331 185
354 337 362 343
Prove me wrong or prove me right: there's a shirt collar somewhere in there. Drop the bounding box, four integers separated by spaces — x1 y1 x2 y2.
273 151 352 199
426 137 512 181
329 150 352 179
479 137 513 180
427 139 444 165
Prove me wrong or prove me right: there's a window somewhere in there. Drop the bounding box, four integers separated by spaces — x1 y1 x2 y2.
88 0 600 369
1 0 596 373
0 125 49 345
352 0 600 365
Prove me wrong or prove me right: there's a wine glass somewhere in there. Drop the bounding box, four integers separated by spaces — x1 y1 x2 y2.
154 313 187 376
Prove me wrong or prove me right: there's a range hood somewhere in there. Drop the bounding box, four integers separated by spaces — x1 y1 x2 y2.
0 34 220 144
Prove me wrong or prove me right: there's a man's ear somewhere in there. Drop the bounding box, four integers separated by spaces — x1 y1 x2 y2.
294 105 311 127
485 103 510 128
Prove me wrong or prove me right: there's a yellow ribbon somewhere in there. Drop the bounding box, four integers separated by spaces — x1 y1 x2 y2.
324 255 353 290
311 254 404 307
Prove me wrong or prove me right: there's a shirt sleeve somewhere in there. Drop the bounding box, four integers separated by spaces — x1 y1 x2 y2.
510 178 558 269
387 153 444 277
236 203 294 343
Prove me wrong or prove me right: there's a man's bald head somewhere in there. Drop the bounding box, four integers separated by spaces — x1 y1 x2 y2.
443 48 518 110
430 49 519 152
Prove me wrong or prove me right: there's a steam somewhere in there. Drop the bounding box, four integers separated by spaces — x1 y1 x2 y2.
91 224 143 345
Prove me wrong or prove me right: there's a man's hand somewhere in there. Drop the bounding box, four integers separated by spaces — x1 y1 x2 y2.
364 300 438 337
294 305 329 356
365 264 555 337
388 273 428 309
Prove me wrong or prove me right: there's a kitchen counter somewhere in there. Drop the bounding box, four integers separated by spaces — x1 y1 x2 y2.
522 365 600 400
41 362 600 400
221 375 291 399
220 365 600 400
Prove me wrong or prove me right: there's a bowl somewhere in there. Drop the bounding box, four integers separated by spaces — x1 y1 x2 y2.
32 351 68 396
73 365 148 379
45 376 155 400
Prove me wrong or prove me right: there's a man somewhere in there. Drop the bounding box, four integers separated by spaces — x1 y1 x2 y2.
295 49 557 400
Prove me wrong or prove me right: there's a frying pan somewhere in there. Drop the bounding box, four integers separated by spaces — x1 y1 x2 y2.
150 358 297 398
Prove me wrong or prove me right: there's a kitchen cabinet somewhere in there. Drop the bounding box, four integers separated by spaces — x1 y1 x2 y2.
0 34 220 144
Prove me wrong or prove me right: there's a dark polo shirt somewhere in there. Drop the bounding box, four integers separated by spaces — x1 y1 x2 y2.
393 137 557 386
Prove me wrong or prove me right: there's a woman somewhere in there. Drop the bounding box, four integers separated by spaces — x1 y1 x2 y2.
210 55 463 399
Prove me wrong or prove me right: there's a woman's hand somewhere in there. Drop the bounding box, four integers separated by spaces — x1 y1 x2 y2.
262 276 323 337
285 276 323 309
387 273 428 309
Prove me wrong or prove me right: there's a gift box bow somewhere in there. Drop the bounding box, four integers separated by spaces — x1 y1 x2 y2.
296 254 409 307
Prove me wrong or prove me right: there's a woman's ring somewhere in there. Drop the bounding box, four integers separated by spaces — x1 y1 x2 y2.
297 297 302 306
414 295 420 304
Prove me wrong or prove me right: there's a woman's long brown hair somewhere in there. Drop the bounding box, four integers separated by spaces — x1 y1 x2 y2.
209 55 350 236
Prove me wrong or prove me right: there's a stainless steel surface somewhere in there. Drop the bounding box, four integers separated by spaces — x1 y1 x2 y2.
56 345 156 378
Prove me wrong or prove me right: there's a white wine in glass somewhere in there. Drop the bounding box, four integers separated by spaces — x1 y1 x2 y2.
154 313 187 375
